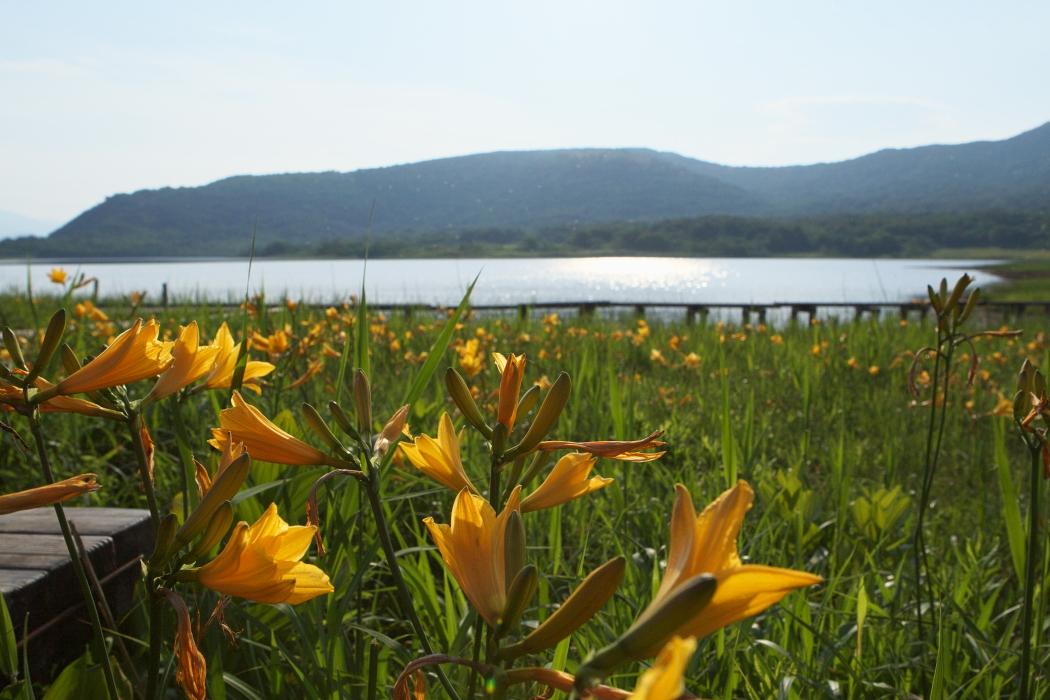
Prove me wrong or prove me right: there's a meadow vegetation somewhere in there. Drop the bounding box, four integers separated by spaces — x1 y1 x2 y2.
0 271 1047 699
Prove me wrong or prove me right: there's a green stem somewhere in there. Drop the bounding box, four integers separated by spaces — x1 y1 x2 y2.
911 330 943 693
1019 443 1041 700
126 409 165 699
363 475 460 700
145 592 163 700
127 411 160 527
27 413 120 700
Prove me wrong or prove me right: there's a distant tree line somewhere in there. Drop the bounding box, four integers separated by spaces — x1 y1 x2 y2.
2 209 1046 259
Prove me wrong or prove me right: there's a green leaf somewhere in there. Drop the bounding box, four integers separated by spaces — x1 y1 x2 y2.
400 276 477 409
0 593 17 680
993 418 1025 585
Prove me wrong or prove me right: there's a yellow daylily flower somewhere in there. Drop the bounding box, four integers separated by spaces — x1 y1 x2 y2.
53 319 173 395
0 377 120 420
208 391 330 466
630 636 696 699
399 412 477 492
201 322 275 394
493 352 526 429
192 503 333 604
145 322 221 402
634 481 821 649
539 430 667 462
0 474 100 515
520 452 612 512
47 267 67 284
423 487 521 628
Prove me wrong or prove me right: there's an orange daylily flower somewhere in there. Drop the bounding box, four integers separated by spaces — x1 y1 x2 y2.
145 322 221 402
0 474 100 515
400 413 477 493
53 319 173 395
209 391 330 466
202 322 275 394
520 452 612 512
47 267 67 284
192 503 334 605
195 432 247 498
539 430 667 462
423 487 521 627
630 481 821 652
0 377 120 419
494 352 526 429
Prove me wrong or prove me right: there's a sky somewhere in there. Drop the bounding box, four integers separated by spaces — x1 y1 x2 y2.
2 1 1049 227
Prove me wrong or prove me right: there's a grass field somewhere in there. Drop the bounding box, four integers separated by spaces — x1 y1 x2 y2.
1 275 1048 699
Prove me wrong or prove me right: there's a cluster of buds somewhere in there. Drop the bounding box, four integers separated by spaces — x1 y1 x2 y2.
1016 360 1050 476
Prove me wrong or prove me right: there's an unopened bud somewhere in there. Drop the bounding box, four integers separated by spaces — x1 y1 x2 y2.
579 574 717 683
353 369 372 435
184 501 235 563
445 368 491 438
176 453 251 546
2 328 26 370
500 556 625 660
328 401 362 443
503 511 526 584
26 310 65 384
150 513 180 568
497 564 538 638
302 402 343 452
509 372 571 458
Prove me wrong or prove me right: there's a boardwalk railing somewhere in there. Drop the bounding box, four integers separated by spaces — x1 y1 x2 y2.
144 297 1050 322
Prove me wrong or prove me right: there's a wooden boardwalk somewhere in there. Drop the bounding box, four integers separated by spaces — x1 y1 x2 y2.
0 507 152 680
147 297 1050 322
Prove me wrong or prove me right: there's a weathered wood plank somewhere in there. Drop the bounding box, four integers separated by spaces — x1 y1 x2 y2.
0 507 152 682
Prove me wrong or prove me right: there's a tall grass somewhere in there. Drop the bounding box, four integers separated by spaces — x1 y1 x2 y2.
0 287 1046 698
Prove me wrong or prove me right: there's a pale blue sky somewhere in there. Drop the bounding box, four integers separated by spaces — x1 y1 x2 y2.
2 1 1048 224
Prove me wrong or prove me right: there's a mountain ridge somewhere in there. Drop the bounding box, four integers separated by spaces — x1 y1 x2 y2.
5 121 1049 256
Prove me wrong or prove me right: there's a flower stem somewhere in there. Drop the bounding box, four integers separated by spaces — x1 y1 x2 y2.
363 475 460 700
127 411 160 527
1019 443 1041 700
26 412 120 700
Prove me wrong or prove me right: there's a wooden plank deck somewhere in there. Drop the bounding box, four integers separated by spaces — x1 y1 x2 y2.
0 507 152 681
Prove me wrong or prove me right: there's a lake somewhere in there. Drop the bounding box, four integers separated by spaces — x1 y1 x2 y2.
0 257 1001 309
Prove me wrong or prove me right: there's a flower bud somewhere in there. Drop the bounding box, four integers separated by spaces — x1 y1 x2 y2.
302 402 343 452
150 513 180 568
184 500 235 564
2 327 26 370
500 556 625 659
26 309 65 385
503 511 527 584
176 453 251 547
509 372 571 458
328 401 362 443
576 574 717 685
353 369 372 435
445 367 491 438
60 344 82 375
497 564 538 638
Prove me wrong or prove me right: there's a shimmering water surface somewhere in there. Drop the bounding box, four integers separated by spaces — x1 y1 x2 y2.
0 257 1001 306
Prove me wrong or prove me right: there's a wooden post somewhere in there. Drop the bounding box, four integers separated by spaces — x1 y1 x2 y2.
517 304 528 320
633 304 646 317
160 283 168 308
